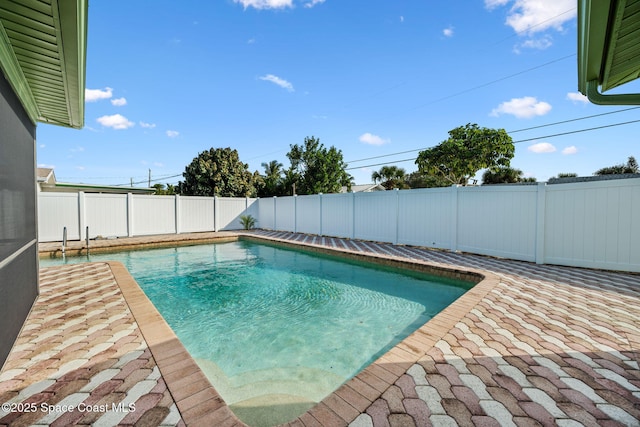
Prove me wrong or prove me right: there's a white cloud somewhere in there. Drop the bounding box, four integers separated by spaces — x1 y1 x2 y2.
96 114 134 130
85 87 113 102
38 163 55 169
443 26 454 37
140 121 156 129
153 162 165 167
487 0 576 34
528 142 556 153
70 146 84 153
39 144 45 148
562 146 578 155
166 130 179 138
566 92 589 104
76 166 85 171
490 96 551 118
517 35 552 51
111 97 127 106
485 0 510 9
359 133 390 146
400 16 404 23
259 74 294 92
234 0 292 9
304 0 325 8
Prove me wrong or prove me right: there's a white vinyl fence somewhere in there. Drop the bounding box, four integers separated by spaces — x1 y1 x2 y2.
37 177 640 272
37 193 257 242
255 178 640 273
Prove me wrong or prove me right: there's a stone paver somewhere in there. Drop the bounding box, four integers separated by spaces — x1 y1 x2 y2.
0 230 638 427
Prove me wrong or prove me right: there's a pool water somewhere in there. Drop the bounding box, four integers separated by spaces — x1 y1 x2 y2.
41 240 472 426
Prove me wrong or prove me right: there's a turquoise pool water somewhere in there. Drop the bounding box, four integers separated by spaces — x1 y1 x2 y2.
41 240 472 425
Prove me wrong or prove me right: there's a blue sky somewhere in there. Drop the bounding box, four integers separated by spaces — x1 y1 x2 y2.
37 0 640 188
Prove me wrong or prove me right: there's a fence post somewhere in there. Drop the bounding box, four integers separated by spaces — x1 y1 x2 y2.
319 193 323 236
273 196 277 230
127 193 133 237
394 188 399 245
78 191 85 241
351 191 356 239
535 182 547 264
175 194 181 234
293 195 297 233
214 196 220 232
450 185 459 252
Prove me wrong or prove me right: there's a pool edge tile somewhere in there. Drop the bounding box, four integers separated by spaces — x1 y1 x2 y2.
105 261 247 427
102 235 502 427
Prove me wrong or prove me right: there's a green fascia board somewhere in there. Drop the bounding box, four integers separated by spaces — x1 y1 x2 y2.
578 0 640 105
49 0 87 129
0 0 87 128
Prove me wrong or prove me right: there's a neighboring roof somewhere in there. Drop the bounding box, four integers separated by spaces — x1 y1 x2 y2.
578 0 640 104
340 183 386 193
36 167 54 183
37 168 155 194
0 0 87 128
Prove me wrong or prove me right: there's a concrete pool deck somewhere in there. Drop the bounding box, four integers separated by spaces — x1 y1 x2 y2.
1 230 639 426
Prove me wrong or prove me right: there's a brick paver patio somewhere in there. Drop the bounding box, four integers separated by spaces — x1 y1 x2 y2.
1 231 639 426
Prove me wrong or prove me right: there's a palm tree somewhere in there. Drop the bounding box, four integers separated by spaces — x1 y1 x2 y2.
371 165 408 190
482 166 536 185
259 160 283 196
595 156 639 175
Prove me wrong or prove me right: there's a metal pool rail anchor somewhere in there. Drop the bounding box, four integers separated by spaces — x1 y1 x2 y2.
85 226 90 256
62 226 67 257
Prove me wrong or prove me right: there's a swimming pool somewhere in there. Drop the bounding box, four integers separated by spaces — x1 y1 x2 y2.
41 240 473 425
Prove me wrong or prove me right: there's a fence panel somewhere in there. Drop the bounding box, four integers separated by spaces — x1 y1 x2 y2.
354 191 397 243
218 198 255 230
274 197 295 232
85 193 128 238
544 179 640 271
132 195 176 236
296 195 321 235
397 188 453 249
457 185 538 261
321 193 353 238
258 198 275 230
180 196 214 233
38 192 80 242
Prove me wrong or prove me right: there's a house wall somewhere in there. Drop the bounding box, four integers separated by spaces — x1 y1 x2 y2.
0 69 38 368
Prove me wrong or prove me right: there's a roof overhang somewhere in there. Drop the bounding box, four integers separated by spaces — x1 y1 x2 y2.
578 0 640 105
0 0 87 128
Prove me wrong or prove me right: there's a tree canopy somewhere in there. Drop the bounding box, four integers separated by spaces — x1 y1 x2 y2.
482 166 536 185
286 136 352 194
416 124 514 186
371 166 409 190
595 156 639 175
259 160 284 197
178 147 262 197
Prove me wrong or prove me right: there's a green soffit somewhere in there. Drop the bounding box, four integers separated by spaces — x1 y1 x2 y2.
578 0 640 105
0 0 87 128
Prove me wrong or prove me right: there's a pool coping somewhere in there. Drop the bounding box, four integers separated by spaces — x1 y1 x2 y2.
90 232 502 426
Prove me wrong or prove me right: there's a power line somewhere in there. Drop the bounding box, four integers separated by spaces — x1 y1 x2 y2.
346 117 640 171
346 107 640 165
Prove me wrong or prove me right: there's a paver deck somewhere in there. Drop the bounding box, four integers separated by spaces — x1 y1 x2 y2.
2 230 640 426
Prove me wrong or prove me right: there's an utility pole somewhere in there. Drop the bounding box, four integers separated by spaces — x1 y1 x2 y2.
130 178 133 187
148 169 151 187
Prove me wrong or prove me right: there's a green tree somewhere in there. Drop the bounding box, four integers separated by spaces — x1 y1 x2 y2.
178 147 263 197
371 166 409 190
259 160 284 197
152 183 176 195
556 173 578 178
595 156 639 175
482 166 536 184
416 123 514 186
404 171 450 189
286 136 352 194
